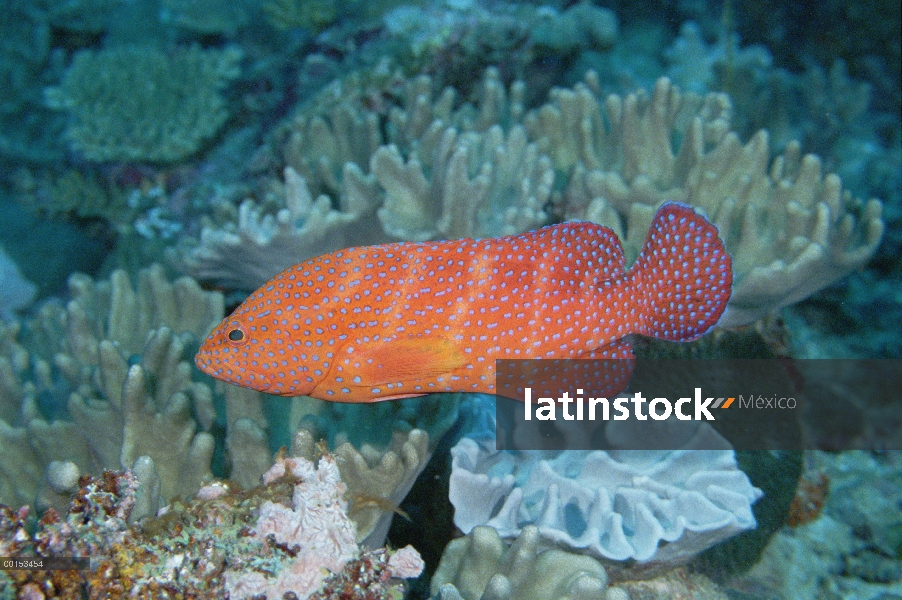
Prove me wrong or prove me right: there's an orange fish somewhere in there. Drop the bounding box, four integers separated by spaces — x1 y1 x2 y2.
195 203 732 401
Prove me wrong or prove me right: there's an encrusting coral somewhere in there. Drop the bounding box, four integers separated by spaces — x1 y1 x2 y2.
289 427 433 547
177 68 883 327
222 453 361 597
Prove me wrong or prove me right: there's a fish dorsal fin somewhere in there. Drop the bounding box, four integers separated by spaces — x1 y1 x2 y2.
347 335 469 387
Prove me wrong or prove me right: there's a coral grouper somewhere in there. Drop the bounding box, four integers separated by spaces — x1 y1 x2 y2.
196 202 732 401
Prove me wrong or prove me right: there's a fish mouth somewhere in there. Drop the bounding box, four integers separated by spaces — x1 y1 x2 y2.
194 351 272 392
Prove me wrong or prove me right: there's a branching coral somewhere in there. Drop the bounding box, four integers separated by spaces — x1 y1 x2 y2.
0 264 458 548
372 124 550 240
177 68 544 290
45 44 242 162
180 165 380 289
0 265 223 506
532 76 884 326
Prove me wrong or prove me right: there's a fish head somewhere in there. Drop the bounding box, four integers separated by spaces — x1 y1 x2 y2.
195 316 274 393
194 312 315 396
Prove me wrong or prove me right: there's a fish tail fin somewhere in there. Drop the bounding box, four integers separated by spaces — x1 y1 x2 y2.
629 202 732 341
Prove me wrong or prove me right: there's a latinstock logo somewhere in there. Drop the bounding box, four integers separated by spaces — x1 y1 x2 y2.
521 388 797 422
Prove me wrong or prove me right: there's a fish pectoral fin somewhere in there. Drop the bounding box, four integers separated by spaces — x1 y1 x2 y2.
349 336 469 386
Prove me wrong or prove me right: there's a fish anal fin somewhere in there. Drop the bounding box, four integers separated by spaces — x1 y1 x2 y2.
371 393 427 402
350 336 468 386
573 339 636 397
576 338 635 361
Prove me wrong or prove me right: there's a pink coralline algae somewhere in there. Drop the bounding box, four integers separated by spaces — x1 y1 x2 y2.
388 545 426 579
225 455 360 599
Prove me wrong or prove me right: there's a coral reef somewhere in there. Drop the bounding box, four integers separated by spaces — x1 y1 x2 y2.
663 20 773 96
730 451 902 600
0 0 66 165
264 0 338 31
431 524 734 600
161 0 251 35
178 67 546 289
180 164 379 289
0 264 455 550
223 454 360 597
179 67 883 328
0 1 896 598
0 455 423 598
45 45 243 163
288 427 434 547
372 124 550 241
0 244 36 320
531 2 618 57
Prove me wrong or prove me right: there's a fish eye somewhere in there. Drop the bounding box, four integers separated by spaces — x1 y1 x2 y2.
227 328 246 343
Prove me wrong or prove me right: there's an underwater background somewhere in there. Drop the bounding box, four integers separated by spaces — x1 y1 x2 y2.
0 0 900 598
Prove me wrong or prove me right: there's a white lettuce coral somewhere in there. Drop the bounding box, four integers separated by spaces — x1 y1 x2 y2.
449 438 762 566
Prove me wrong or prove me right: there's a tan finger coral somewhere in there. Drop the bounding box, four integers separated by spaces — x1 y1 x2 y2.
0 265 223 506
373 124 550 241
432 525 610 600
177 68 541 290
180 165 380 289
543 76 883 326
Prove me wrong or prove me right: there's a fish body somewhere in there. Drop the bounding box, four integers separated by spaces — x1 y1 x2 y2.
195 203 732 401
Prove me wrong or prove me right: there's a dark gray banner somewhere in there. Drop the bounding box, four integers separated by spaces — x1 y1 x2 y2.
495 359 901 450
